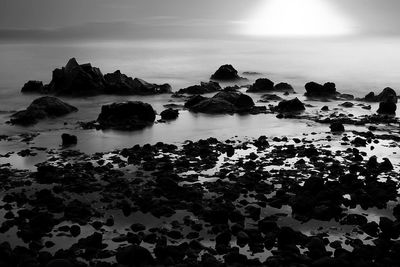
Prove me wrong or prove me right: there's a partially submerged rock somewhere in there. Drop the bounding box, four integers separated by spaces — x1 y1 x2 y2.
259 94 283 102
178 81 221 94
21 80 44 94
185 91 255 114
21 58 171 96
247 78 274 92
210 64 245 81
330 122 345 132
104 70 171 95
97 101 156 130
10 96 78 125
377 101 397 115
275 98 305 113
305 82 338 98
160 108 179 120
364 87 397 103
275 82 294 92
61 133 77 147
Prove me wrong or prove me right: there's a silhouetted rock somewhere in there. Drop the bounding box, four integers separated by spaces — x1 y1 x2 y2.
160 108 179 120
275 82 294 91
61 133 77 146
259 94 282 102
178 81 221 94
339 102 354 108
10 96 78 125
247 78 274 92
21 80 44 93
116 245 154 266
97 101 156 130
104 70 171 95
377 101 397 115
305 82 337 98
210 64 245 81
186 91 255 114
330 122 345 132
45 58 107 96
275 98 305 113
364 87 397 103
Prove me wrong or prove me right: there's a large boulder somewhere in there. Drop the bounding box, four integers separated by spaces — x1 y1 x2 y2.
97 101 156 130
116 245 154 266
276 98 305 113
186 91 255 114
377 101 397 115
10 96 78 125
104 70 171 95
210 64 245 81
45 58 107 96
160 108 179 120
275 82 294 91
177 81 221 94
247 78 274 92
21 80 44 94
364 87 397 103
305 82 337 98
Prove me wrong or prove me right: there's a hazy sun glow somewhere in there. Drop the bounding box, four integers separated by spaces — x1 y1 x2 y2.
243 0 354 37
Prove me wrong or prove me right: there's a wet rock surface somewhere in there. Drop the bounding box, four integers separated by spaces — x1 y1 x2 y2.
97 101 156 130
9 97 78 125
210 64 246 81
177 81 221 94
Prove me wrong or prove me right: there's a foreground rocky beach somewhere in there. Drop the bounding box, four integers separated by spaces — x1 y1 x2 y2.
0 59 399 266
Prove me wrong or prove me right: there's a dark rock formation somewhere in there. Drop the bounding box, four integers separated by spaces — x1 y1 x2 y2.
21 81 44 94
21 58 171 96
210 64 245 81
247 78 274 92
275 98 305 113
160 108 179 120
116 245 154 266
61 133 77 146
10 96 78 125
259 94 283 102
364 87 397 103
330 122 345 132
45 58 107 96
275 82 294 91
185 91 255 114
377 101 397 115
97 101 156 130
104 70 171 95
305 82 338 98
178 81 221 94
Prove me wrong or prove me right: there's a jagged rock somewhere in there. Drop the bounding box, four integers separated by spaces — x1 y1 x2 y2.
247 78 274 92
178 81 221 94
160 109 179 120
104 70 171 95
97 101 156 130
305 82 337 98
210 64 245 81
10 96 78 125
275 98 305 113
45 58 107 96
21 81 44 93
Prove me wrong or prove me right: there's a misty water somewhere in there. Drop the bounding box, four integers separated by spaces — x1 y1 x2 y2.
0 36 399 169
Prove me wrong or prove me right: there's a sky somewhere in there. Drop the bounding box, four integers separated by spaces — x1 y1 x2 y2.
0 0 400 41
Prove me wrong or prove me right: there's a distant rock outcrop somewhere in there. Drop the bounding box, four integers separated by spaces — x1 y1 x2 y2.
275 98 305 113
185 91 255 114
177 81 221 94
104 70 171 95
10 96 78 125
97 101 156 130
210 65 246 81
364 87 397 103
21 58 171 96
247 78 274 92
305 82 338 98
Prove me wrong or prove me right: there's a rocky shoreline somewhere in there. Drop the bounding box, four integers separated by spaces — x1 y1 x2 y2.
0 61 399 266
